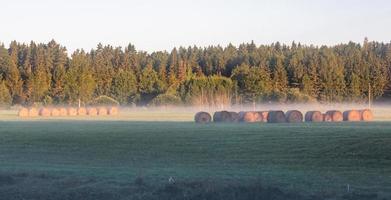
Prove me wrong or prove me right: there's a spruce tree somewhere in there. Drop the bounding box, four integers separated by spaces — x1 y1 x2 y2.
0 80 11 106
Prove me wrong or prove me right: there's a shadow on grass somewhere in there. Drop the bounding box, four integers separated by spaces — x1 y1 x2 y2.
0 172 386 200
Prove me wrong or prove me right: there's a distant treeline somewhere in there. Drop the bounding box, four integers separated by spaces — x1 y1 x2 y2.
0 39 390 106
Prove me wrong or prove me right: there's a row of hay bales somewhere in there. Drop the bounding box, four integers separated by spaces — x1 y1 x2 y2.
18 107 119 117
194 109 373 123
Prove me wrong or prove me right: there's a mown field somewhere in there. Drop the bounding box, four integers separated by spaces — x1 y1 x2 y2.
0 120 390 200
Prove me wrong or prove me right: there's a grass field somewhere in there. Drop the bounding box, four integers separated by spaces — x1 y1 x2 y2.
0 120 390 200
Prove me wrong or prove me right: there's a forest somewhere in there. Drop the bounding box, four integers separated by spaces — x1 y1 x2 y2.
0 39 390 107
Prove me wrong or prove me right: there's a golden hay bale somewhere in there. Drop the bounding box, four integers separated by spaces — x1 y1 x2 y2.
18 108 29 117
68 107 77 116
213 111 231 122
194 112 212 123
28 108 39 117
240 111 258 123
305 111 323 122
286 110 303 123
39 108 51 117
343 110 361 122
267 110 286 123
254 112 263 122
59 107 68 116
97 107 108 115
108 107 119 115
77 107 87 116
87 107 97 116
323 113 332 122
51 108 60 117
325 110 343 122
258 111 268 122
360 109 373 121
229 112 240 122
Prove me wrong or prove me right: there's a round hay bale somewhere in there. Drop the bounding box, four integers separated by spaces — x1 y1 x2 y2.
108 107 119 115
360 109 373 121
68 107 77 116
323 113 332 122
229 112 240 122
267 110 286 123
254 112 263 122
194 112 212 123
87 107 97 116
213 111 231 122
343 110 361 122
28 108 38 117
77 107 87 116
240 111 257 123
286 110 303 123
18 108 29 117
39 107 51 117
51 108 60 117
59 107 68 116
97 107 108 116
325 110 343 122
258 111 268 122
305 111 323 122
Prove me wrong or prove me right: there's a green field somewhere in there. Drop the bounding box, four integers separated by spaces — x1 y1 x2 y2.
0 121 390 200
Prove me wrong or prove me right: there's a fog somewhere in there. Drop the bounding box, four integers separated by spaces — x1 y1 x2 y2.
1 102 390 121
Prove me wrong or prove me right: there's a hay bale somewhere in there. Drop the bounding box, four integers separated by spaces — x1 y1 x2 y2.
343 110 361 122
98 107 108 116
254 112 263 122
59 107 68 116
323 113 332 122
213 111 231 122
267 110 286 123
28 108 38 117
18 108 29 117
51 108 60 117
229 112 240 122
286 110 303 123
305 111 323 122
360 109 373 121
39 107 51 117
258 111 268 122
68 107 77 116
108 107 119 115
325 110 343 122
194 112 212 123
240 111 258 123
77 107 87 116
87 107 97 116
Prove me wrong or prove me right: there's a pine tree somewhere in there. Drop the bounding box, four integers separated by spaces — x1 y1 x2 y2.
301 74 313 96
91 44 115 96
111 69 137 104
64 50 95 104
270 55 288 93
30 46 51 102
49 41 68 104
231 64 272 103
0 80 12 106
6 41 23 103
168 48 178 85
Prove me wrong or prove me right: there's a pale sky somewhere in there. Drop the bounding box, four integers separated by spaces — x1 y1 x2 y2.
1 0 391 53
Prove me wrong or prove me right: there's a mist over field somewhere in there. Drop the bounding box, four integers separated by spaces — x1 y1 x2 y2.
0 102 390 122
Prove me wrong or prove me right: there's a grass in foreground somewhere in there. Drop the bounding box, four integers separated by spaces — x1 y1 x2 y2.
0 121 390 199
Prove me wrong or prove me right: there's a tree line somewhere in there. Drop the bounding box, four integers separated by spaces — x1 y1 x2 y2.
0 39 390 107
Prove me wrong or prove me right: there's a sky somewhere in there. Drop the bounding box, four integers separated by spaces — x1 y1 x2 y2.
1 0 391 53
